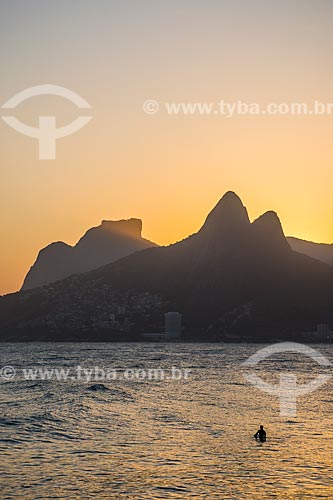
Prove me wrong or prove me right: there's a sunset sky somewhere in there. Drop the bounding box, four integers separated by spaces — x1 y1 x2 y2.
1 0 332 295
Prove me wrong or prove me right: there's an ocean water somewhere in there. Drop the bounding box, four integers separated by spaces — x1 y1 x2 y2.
0 343 332 499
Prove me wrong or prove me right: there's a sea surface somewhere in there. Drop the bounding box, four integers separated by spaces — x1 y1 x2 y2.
0 343 332 499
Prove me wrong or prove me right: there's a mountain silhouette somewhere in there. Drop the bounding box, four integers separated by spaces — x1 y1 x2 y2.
287 237 333 266
1 192 333 341
22 218 156 290
21 199 332 292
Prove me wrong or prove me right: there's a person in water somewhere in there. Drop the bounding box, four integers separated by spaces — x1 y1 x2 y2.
254 425 266 442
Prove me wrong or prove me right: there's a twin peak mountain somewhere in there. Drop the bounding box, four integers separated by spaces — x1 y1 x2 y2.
23 191 308 290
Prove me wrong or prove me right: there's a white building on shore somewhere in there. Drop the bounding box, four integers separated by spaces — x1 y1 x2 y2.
142 312 182 341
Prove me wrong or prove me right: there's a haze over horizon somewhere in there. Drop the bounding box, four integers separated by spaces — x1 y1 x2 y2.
1 0 333 295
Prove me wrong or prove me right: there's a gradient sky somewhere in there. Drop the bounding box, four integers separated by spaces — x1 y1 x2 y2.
1 0 332 295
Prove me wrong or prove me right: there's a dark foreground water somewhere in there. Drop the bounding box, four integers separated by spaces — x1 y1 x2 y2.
0 343 332 499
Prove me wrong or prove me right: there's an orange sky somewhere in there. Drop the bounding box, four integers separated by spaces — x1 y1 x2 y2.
1 1 332 295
